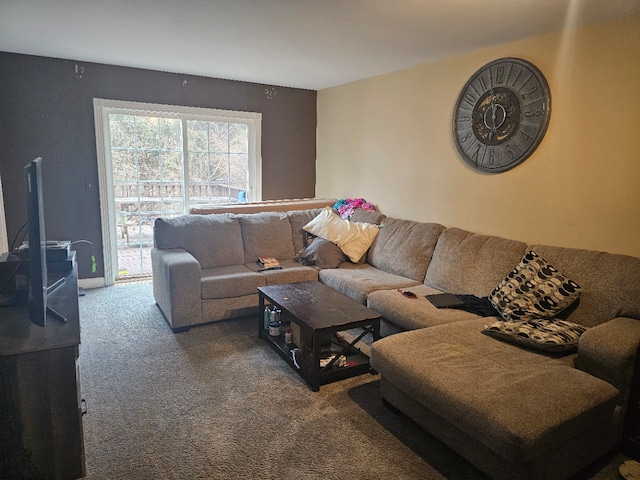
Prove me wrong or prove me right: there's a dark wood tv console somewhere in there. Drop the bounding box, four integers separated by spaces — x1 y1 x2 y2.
0 252 85 479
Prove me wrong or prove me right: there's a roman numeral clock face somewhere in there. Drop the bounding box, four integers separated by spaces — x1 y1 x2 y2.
452 58 551 173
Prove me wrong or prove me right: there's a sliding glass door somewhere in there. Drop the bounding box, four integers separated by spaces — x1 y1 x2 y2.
94 99 262 284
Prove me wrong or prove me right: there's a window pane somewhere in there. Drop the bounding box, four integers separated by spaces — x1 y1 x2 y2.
161 151 183 181
229 123 248 153
110 114 135 148
140 200 161 215
189 181 209 203
188 120 208 152
189 152 208 182
136 117 160 150
209 184 230 201
159 118 182 151
138 150 160 181
229 153 248 185
111 149 136 182
209 153 228 183
209 122 229 152
159 181 182 200
162 200 184 214
185 118 250 204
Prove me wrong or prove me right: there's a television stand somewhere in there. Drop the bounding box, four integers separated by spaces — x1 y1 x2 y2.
0 252 85 479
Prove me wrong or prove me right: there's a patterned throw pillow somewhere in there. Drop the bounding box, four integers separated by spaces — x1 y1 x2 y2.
483 318 587 353
489 251 581 322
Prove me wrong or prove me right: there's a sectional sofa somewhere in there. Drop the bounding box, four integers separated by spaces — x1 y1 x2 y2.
151 204 640 480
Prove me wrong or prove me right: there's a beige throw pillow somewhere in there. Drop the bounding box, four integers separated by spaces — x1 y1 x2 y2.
303 207 379 263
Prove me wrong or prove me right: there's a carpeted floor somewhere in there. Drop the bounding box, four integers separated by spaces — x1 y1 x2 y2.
78 282 627 479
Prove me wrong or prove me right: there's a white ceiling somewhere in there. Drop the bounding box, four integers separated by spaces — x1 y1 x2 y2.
1 0 639 90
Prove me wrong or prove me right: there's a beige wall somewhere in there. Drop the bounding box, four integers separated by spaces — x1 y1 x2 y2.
317 15 640 258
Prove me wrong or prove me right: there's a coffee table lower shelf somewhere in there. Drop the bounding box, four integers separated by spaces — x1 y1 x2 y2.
260 321 376 391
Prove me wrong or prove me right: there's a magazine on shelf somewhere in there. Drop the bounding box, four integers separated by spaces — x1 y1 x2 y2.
257 256 281 270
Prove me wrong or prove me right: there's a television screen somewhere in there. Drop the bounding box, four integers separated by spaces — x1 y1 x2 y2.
24 157 47 326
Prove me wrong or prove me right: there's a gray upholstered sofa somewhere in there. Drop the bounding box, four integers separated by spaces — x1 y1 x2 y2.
152 204 640 480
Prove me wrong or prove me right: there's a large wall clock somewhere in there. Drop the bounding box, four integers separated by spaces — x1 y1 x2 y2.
452 57 551 173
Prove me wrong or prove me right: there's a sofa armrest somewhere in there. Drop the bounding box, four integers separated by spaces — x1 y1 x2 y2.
151 248 202 330
575 317 640 411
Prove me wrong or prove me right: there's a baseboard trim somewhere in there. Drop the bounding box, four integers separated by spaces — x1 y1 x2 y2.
78 277 106 289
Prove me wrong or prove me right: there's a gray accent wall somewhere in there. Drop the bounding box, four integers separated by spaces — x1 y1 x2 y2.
0 52 317 279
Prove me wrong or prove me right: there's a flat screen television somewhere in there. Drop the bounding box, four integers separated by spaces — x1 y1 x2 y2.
24 157 48 326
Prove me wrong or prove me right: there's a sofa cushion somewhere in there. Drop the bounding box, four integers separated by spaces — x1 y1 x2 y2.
489 251 582 322
348 208 386 225
244 259 318 285
529 245 640 328
239 212 296 263
154 214 244 269
483 318 588 353
303 207 379 263
368 218 445 282
424 228 527 296
287 208 324 254
367 284 493 330
295 237 347 269
201 265 266 299
319 263 420 304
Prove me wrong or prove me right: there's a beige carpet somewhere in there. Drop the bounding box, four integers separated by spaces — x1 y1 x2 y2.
78 282 627 479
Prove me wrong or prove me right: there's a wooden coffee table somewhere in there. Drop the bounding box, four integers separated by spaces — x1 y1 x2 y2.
258 281 381 391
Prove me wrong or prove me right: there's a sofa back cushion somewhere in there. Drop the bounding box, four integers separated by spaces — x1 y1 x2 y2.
368 218 445 282
239 212 296 263
348 209 386 225
287 208 325 253
154 214 244 269
425 227 527 296
341 208 386 264
530 245 640 327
